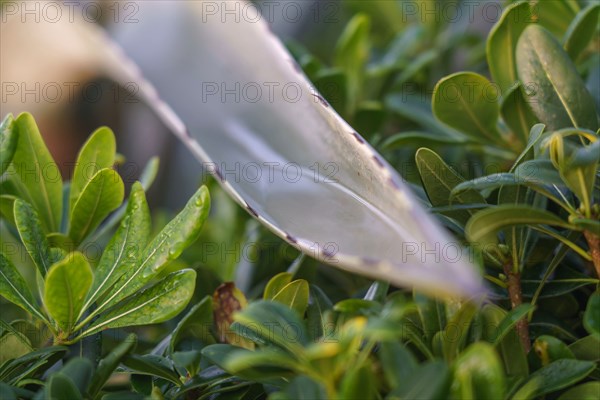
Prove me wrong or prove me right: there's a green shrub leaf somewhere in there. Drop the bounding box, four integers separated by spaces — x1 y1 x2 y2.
389 361 450 400
466 205 573 247
0 114 17 175
169 295 214 353
563 4 600 61
8 113 63 232
516 25 598 131
558 382 600 400
121 354 180 385
83 182 150 313
69 127 116 214
271 279 309 316
233 300 308 353
334 14 370 113
492 303 535 345
264 272 293 300
487 1 534 94
97 186 209 310
84 269 196 337
43 252 92 332
512 359 596 399
500 82 538 146
451 342 506 400
583 291 600 337
13 199 52 277
68 168 124 245
0 253 46 323
89 333 137 397
46 374 82 400
432 72 502 144
416 148 486 225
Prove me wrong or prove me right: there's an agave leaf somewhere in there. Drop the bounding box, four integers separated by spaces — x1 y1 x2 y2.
3 1 486 299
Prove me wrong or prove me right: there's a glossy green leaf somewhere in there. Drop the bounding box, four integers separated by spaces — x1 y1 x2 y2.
0 114 17 175
82 182 150 313
89 333 137 397
558 382 600 400
432 72 502 144
169 295 214 353
584 291 600 336
97 186 209 309
263 272 293 300
389 361 450 400
68 168 124 245
516 24 598 131
43 252 92 332
512 359 595 399
563 3 600 60
46 374 82 400
487 1 534 94
0 253 45 322
272 279 309 316
69 127 116 214
13 199 51 277
492 303 536 345
501 82 538 146
466 205 573 247
9 112 62 232
84 269 196 337
416 148 486 225
450 342 506 400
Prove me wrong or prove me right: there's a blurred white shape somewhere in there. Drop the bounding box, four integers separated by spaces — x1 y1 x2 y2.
1 0 486 299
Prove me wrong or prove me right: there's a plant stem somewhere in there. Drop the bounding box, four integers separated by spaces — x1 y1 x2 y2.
503 261 530 353
583 229 600 278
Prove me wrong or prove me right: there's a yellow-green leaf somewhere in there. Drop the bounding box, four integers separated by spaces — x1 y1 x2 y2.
8 113 63 232
69 127 116 214
0 114 17 175
44 252 92 332
68 168 124 245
